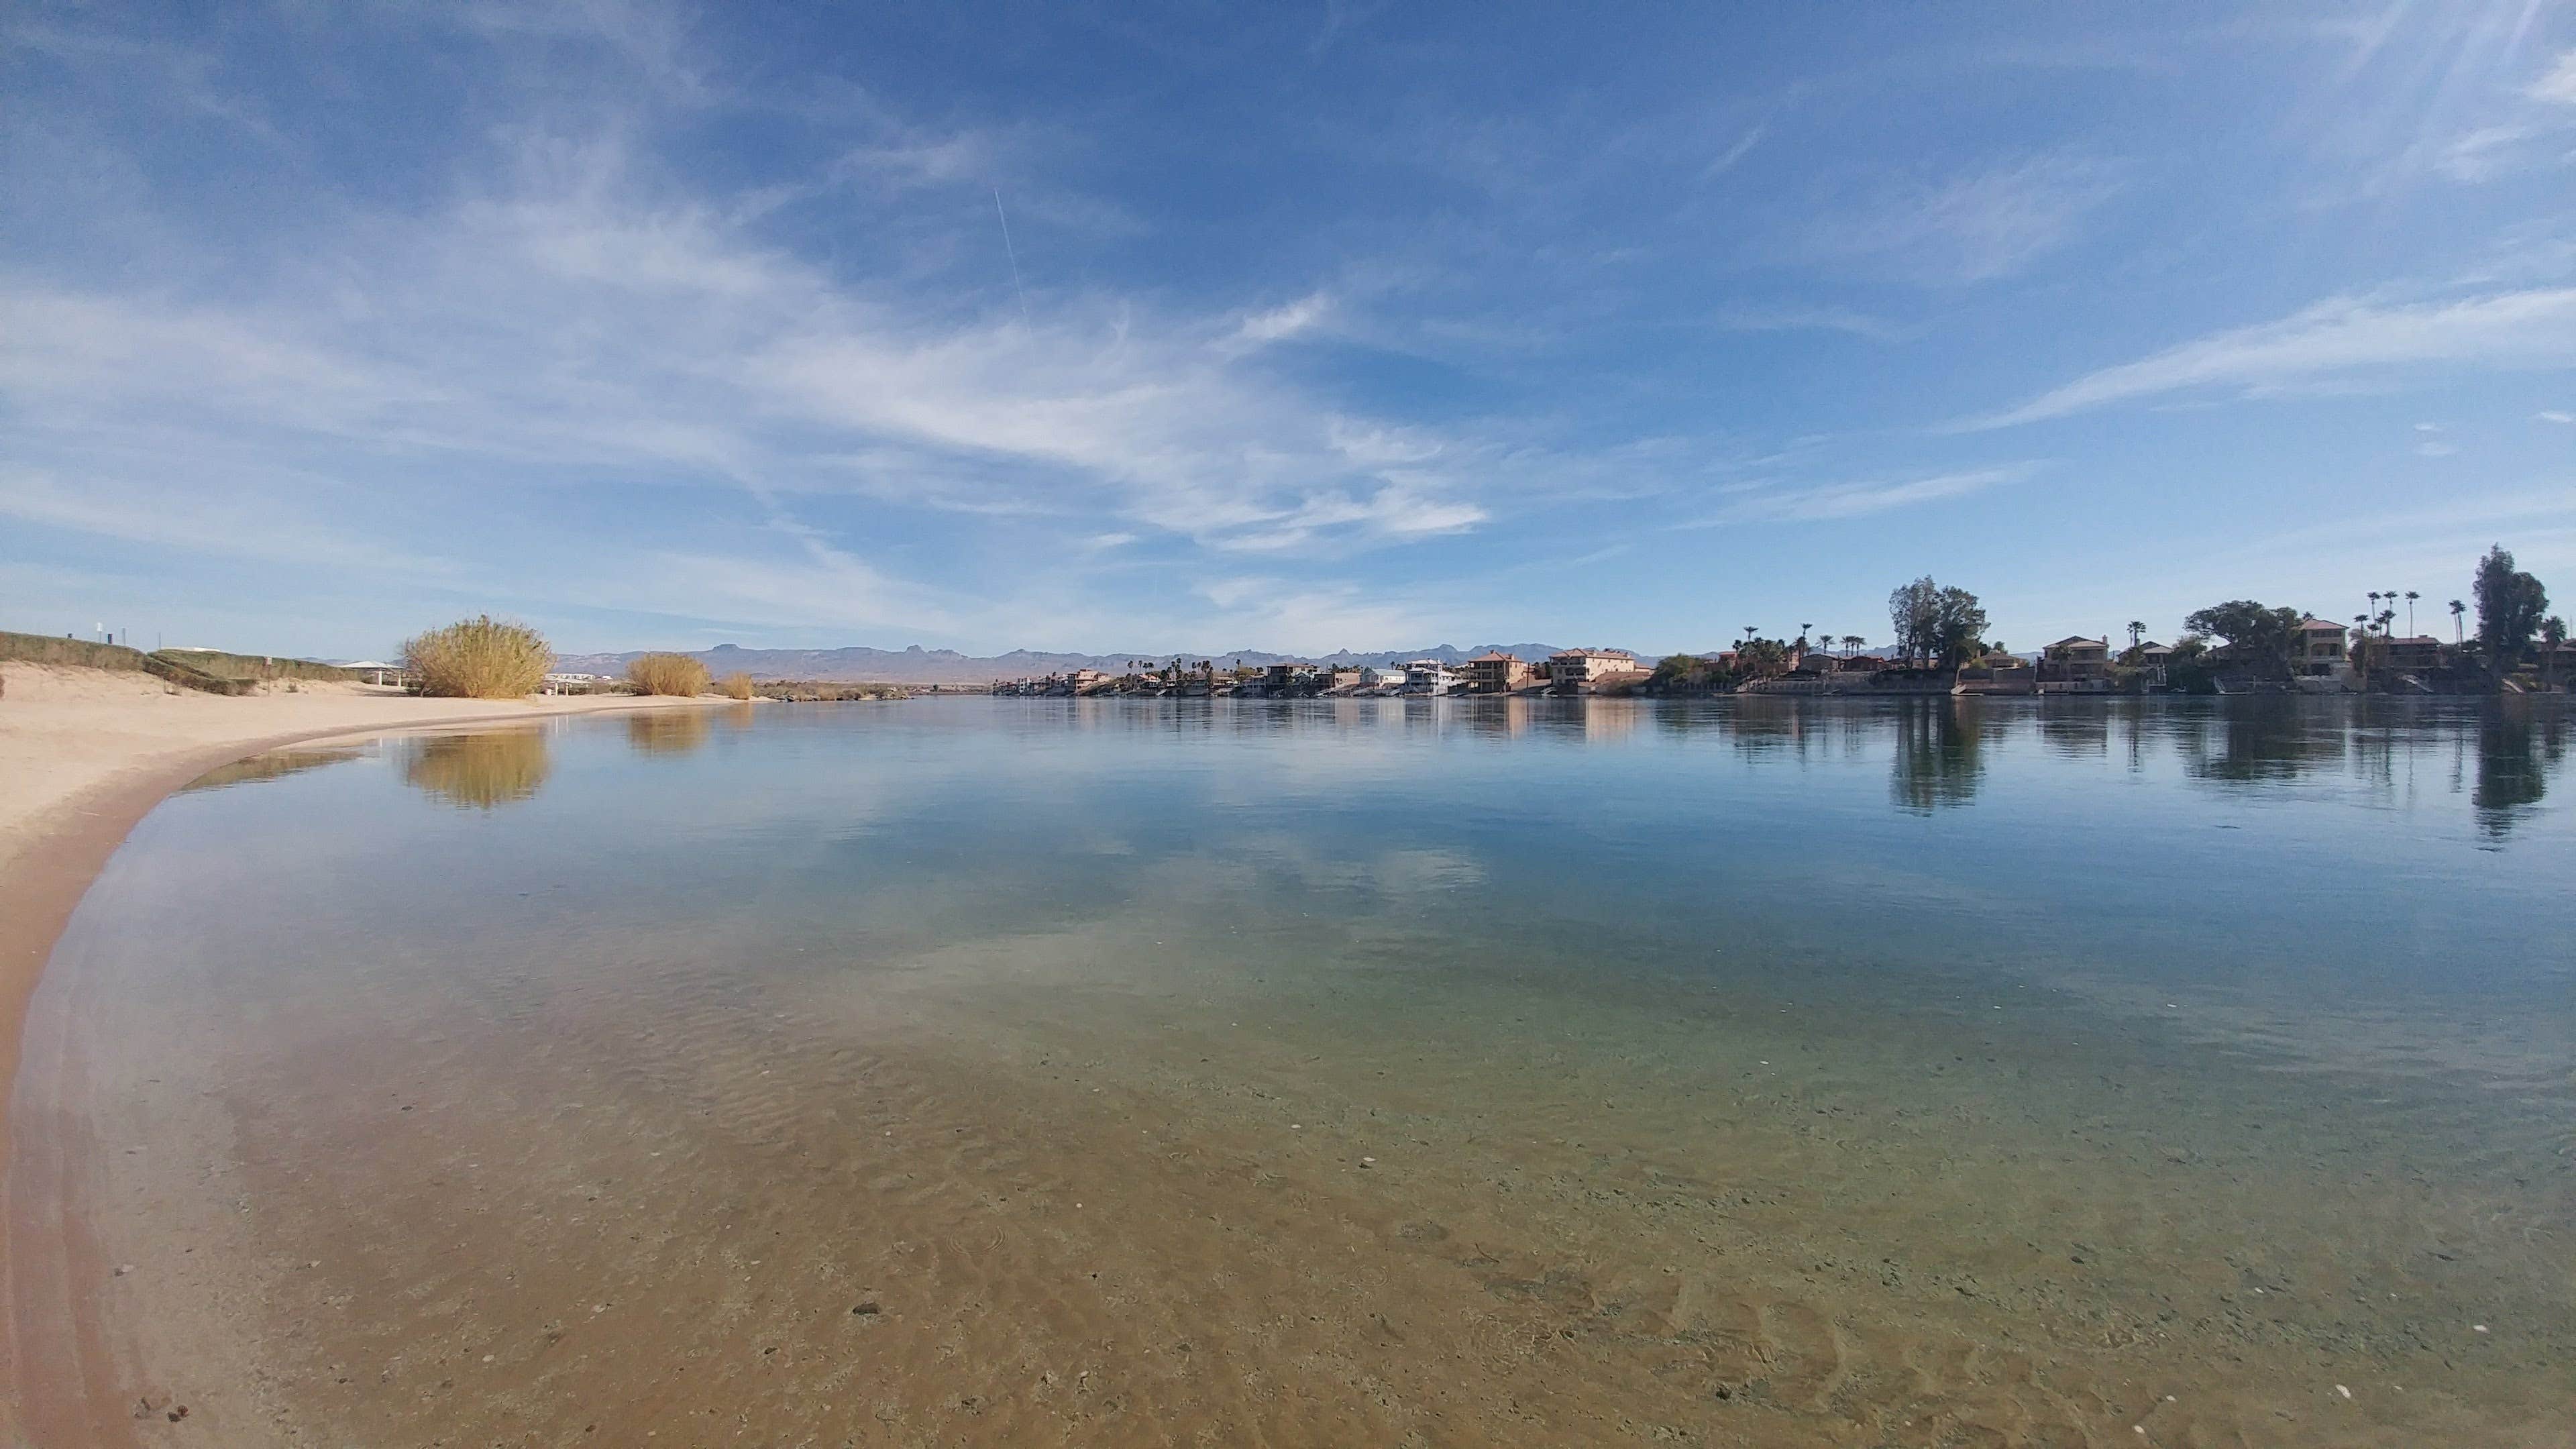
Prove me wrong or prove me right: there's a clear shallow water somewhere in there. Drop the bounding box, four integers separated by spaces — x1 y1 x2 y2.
30 696 2576 1446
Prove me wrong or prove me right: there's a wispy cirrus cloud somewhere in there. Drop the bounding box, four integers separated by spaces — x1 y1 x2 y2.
2530 48 2576 105
1795 152 2123 284
1706 303 1903 341
1964 288 2576 429
1222 290 1335 352
1 136 1497 563
1683 465 2034 526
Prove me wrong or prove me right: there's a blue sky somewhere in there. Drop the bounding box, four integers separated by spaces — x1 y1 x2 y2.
4 1 2573 657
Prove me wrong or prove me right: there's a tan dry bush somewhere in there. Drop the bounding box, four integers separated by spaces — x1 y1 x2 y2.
627 653 712 696
400 616 551 698
718 671 755 700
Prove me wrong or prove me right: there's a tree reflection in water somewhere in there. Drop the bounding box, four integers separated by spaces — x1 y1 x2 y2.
627 709 713 757
398 730 551 810
1890 696 1992 813
2473 700 2566 844
2176 698 2347 784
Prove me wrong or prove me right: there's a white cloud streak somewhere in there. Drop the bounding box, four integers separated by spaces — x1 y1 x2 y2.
2532 48 2576 105
0 144 1495 564
1798 152 2123 284
1966 288 2576 429
1683 466 2033 526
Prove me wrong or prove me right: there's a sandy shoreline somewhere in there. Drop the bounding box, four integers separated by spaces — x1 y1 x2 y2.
0 664 740 1448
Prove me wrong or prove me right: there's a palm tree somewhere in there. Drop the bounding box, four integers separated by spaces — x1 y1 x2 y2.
2366 592 2382 636
2127 620 2145 651
2542 616 2567 692
1842 634 1865 657
2449 598 2466 647
2404 590 2420 638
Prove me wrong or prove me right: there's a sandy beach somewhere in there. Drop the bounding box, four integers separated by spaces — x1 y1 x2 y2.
0 663 735 1447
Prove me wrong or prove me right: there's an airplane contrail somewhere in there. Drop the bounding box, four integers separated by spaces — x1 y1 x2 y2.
993 186 1030 325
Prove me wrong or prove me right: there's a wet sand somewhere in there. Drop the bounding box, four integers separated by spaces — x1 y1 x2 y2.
0 665 739 1447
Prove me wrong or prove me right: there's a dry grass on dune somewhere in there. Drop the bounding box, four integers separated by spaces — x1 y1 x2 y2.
401 616 552 699
719 671 755 700
627 653 712 696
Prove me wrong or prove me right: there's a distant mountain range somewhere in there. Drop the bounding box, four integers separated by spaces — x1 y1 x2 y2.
548 642 1589 685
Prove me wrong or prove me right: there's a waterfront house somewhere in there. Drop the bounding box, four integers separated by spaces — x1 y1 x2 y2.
1403 659 1462 694
1953 658 2037 694
1546 647 1644 694
1322 666 1364 693
2378 635 2444 674
2039 636 2111 692
1462 651 1536 694
1263 661 1322 694
2294 617 2348 677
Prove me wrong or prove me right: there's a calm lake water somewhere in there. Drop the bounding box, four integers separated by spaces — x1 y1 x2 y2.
30 696 2575 1446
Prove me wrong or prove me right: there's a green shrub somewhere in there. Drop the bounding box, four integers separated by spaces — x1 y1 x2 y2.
401 616 553 698
627 653 712 696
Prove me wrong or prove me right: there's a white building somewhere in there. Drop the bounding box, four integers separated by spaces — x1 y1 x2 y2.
1403 659 1461 694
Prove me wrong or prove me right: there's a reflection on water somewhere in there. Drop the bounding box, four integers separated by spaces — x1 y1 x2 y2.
625 708 712 756
2475 701 2565 841
41 693 2576 1447
1889 696 1991 812
395 729 551 809
180 745 364 793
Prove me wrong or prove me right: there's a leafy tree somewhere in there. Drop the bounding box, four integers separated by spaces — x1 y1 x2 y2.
2183 600 2304 680
1888 577 1988 668
1648 653 1706 690
2473 544 2549 680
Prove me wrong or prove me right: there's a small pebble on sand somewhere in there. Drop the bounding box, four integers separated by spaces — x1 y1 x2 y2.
2472 1324 2488 1333
114 1264 134 1277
